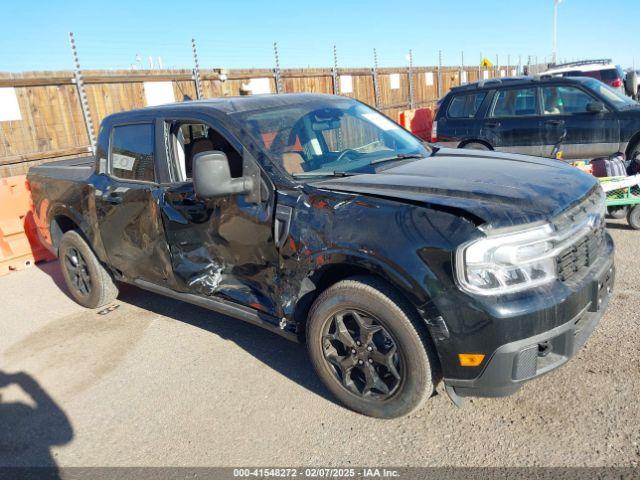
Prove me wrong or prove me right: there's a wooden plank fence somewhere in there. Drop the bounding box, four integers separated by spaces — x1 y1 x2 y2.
0 64 516 177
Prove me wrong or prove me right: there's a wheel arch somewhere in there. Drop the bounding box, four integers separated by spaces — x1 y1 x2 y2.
458 139 493 150
48 206 107 264
294 258 444 384
50 214 80 251
292 254 441 343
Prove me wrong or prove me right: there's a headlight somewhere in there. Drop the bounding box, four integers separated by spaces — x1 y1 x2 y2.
456 187 605 296
456 223 557 295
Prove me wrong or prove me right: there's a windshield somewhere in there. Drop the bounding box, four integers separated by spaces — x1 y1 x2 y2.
583 78 638 108
232 99 430 178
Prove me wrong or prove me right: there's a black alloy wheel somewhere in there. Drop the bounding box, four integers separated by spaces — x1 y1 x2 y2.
64 246 92 297
322 309 403 400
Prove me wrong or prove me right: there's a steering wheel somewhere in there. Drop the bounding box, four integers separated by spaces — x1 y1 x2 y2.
335 148 359 163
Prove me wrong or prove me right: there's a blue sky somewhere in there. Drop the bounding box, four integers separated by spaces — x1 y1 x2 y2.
0 0 638 72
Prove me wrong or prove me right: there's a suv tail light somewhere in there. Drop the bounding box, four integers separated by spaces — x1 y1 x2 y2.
431 120 438 143
610 78 623 88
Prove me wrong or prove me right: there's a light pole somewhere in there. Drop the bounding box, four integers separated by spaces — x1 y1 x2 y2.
553 0 563 65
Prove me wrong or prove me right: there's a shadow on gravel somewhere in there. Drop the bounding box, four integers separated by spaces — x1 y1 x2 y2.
35 260 337 406
0 370 72 478
605 221 634 231
115 283 337 405
36 260 75 303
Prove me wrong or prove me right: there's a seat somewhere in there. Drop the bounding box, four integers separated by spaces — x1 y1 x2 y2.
281 152 304 174
190 138 215 158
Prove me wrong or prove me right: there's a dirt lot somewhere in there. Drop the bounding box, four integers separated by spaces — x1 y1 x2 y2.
0 219 638 469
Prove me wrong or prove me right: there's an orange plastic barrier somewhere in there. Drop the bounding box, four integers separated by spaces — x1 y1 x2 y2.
0 175 55 276
398 108 434 142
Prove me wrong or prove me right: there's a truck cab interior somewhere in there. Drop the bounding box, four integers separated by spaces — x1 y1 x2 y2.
170 122 243 182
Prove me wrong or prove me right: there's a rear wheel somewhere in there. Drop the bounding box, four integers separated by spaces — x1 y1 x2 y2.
461 142 490 151
59 230 119 308
306 276 434 418
627 205 640 230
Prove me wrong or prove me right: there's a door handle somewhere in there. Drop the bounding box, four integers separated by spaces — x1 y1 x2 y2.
274 205 293 249
545 119 565 126
485 121 501 128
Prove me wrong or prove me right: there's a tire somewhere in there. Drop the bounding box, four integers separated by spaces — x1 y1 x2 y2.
627 139 640 163
607 206 628 219
461 142 490 151
306 276 435 418
58 230 119 308
627 205 640 230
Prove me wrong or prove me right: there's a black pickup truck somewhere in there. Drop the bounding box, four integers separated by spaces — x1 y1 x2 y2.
28 93 615 418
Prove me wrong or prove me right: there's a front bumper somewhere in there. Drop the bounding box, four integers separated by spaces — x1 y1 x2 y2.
443 253 615 399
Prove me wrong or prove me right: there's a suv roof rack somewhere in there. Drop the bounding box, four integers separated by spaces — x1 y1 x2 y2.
549 59 612 69
454 76 534 91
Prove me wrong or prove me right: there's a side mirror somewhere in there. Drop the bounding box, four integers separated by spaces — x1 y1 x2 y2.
586 101 606 113
193 151 254 199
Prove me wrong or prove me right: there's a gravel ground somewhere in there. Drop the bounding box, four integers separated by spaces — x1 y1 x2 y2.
0 219 638 469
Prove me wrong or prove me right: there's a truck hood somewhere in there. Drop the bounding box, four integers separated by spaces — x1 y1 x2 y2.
314 148 599 228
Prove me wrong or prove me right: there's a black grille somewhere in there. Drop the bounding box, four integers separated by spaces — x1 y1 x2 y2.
557 227 605 282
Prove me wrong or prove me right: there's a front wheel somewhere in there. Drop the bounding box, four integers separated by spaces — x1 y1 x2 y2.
58 230 119 308
306 277 435 418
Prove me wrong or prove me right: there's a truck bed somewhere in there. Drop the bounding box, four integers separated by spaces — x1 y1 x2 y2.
28 156 95 182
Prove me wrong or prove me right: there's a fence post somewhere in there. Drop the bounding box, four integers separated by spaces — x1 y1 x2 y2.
331 45 339 95
437 50 442 99
273 42 283 94
69 32 96 154
408 49 414 109
372 48 381 108
518 55 522 75
191 38 203 99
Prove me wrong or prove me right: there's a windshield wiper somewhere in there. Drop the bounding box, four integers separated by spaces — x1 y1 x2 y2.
370 153 426 165
291 171 357 178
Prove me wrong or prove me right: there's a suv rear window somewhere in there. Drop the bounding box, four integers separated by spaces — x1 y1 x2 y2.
490 88 537 117
447 93 486 118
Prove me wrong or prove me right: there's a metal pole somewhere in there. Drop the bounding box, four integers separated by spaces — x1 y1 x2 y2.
332 45 339 95
518 55 522 75
408 49 414 109
372 48 380 108
437 50 442 99
273 42 283 94
507 54 511 76
496 54 499 77
191 38 203 99
553 3 557 63
460 51 465 84
69 32 96 154
479 52 482 80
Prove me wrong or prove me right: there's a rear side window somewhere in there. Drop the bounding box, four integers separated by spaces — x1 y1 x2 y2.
490 88 537 117
110 124 155 182
447 93 486 118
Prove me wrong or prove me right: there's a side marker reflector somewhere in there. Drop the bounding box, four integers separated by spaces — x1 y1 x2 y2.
458 353 485 367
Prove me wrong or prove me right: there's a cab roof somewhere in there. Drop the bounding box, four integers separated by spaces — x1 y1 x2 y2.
106 93 348 121
448 75 592 94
